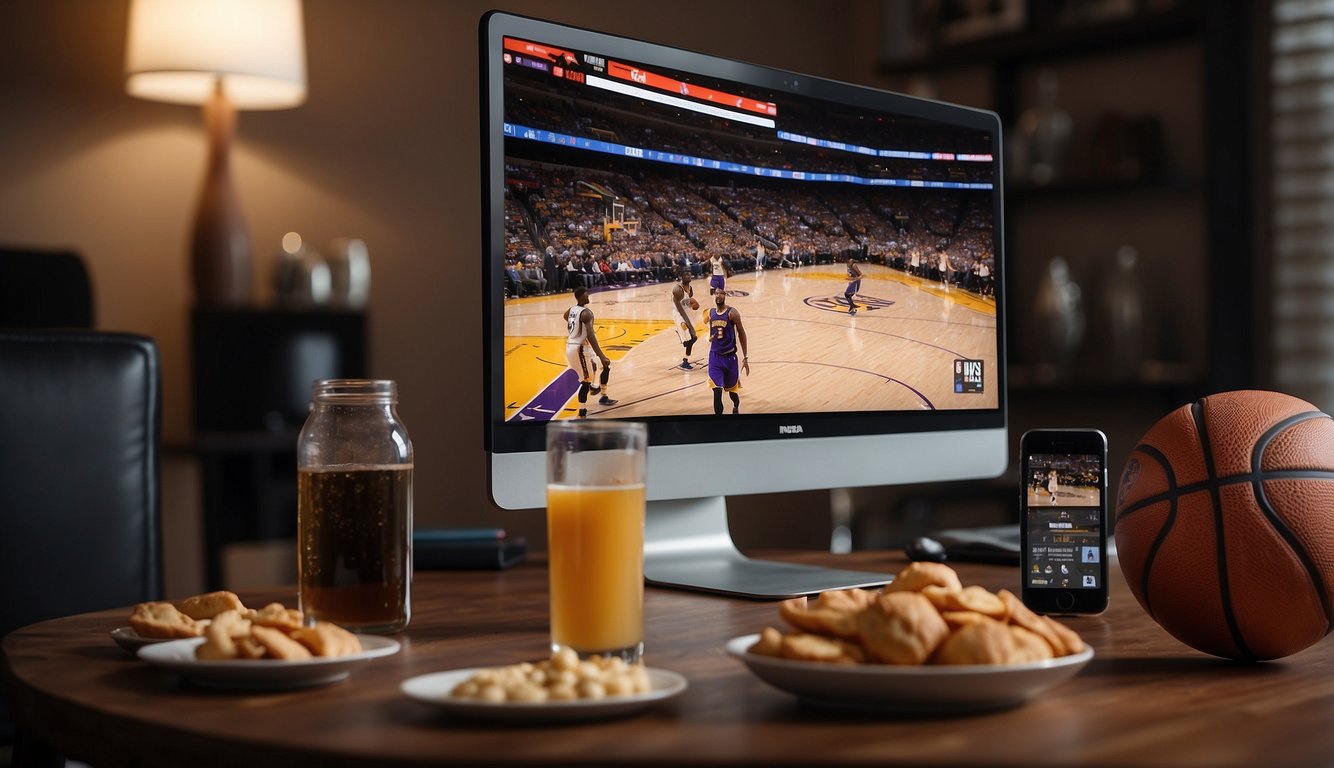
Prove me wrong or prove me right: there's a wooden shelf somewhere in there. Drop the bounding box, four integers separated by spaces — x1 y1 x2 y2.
878 4 1201 75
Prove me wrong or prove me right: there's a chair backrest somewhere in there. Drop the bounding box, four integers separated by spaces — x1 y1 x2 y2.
0 248 94 328
0 331 162 640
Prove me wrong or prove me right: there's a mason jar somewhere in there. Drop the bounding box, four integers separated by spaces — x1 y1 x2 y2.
297 379 413 633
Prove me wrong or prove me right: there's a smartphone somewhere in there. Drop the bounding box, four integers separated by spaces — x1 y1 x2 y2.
1020 429 1109 615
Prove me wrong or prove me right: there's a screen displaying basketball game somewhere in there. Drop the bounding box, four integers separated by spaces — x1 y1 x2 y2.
1023 452 1103 591
490 27 1002 451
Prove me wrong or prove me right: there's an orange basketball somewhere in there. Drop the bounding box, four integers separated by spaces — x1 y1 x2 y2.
1115 390 1334 660
688 297 700 310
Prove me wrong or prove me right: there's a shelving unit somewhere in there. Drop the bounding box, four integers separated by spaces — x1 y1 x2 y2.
850 1 1263 549
878 0 1258 399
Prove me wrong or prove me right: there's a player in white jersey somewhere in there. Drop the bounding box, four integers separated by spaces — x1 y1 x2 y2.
708 253 729 295
563 286 614 418
670 272 698 370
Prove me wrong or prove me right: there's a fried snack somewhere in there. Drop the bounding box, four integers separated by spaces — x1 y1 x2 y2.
250 625 313 661
921 584 1008 620
176 590 246 621
1041 614 1087 656
778 588 873 640
234 635 268 660
292 621 362 658
780 632 866 665
857 591 949 665
747 563 1088 669
940 610 991 630
250 602 304 632
128 601 202 639
748 626 784 657
1008 625 1055 663
883 561 963 594
998 589 1069 657
196 622 239 660
208 609 252 639
932 617 1013 665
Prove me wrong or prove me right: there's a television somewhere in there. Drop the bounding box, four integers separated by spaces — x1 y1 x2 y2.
480 11 1007 597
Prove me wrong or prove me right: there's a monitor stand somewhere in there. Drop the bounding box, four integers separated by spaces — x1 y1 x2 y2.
644 496 893 599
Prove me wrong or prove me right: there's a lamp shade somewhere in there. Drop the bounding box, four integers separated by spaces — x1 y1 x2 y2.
125 0 307 110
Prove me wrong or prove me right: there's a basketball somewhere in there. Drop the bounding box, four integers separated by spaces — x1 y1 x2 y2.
1115 390 1334 660
688 297 700 310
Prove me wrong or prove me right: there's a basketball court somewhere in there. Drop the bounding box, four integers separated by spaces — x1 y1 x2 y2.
503 263 997 421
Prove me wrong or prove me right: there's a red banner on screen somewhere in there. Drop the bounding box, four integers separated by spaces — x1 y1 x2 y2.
608 61 777 117
504 37 578 66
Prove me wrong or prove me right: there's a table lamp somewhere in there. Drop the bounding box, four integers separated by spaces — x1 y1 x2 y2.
124 0 307 306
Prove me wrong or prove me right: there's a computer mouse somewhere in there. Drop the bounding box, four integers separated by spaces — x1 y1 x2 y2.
905 536 947 563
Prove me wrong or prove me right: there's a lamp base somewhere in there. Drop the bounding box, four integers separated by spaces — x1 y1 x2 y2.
192 82 252 306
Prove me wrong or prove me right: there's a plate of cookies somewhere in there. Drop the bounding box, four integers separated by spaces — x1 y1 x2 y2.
402 647 687 722
128 591 399 689
727 562 1093 713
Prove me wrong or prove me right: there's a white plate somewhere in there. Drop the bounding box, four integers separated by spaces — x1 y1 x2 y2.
401 667 688 722
726 634 1093 712
137 635 400 690
111 626 180 652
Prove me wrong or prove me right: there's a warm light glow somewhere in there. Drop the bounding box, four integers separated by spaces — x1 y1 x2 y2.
282 231 303 254
124 0 307 110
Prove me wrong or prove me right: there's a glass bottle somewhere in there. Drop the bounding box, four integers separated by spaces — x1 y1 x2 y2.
297 379 413 634
1017 69 1072 185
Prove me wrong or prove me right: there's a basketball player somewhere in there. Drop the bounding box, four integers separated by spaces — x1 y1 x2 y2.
1047 469 1059 504
563 286 615 418
844 257 862 316
670 271 698 370
705 290 749 415
708 252 729 295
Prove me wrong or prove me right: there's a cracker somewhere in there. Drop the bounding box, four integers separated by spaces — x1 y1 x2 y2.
779 632 865 665
932 617 1013 665
291 621 361 658
250 602 304 632
250 625 312 661
748 626 784 657
128 601 202 639
857 591 949 665
176 590 246 621
883 561 963 594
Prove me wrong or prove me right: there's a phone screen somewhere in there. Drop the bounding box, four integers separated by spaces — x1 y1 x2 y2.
1023 451 1104 592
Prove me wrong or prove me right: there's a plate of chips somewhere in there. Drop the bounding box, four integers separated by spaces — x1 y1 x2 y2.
727 634 1092 712
137 636 400 690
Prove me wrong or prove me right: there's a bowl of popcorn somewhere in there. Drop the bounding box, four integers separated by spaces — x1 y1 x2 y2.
727 562 1093 712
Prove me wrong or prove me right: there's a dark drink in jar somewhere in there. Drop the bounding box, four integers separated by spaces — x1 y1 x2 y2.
298 464 412 632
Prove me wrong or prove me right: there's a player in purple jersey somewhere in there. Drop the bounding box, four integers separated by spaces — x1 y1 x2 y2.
844 257 863 316
705 289 749 415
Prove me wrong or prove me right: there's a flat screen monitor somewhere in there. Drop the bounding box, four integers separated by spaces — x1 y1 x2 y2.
480 11 1007 597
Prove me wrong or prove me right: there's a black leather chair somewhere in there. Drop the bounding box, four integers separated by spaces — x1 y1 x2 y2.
0 331 163 766
0 248 94 328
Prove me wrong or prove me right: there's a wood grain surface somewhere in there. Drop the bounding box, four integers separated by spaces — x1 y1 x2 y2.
6 552 1334 767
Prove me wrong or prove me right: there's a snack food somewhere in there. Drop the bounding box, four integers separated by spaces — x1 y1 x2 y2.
450 646 652 703
126 591 362 661
176 590 246 621
128 602 203 639
749 563 1085 666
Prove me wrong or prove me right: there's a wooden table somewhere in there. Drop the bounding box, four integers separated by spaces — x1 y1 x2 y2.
7 551 1334 767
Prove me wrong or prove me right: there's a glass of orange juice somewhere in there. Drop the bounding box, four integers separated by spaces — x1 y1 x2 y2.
546 420 646 664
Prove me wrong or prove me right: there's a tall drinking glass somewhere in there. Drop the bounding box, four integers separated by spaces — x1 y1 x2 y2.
545 420 646 664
